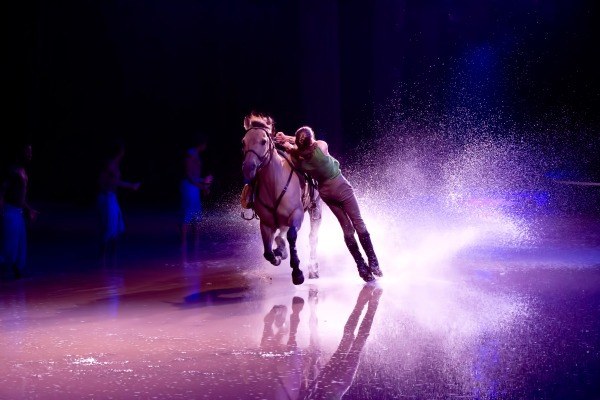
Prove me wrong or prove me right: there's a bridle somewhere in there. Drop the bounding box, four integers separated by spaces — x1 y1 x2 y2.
241 126 295 225
243 126 274 177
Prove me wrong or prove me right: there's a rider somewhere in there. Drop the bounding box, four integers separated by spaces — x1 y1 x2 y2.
275 126 382 282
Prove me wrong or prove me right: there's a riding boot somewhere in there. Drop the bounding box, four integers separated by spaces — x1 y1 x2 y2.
344 235 374 282
358 232 382 277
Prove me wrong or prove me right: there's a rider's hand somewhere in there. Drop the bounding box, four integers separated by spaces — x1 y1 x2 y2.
204 175 214 185
275 132 286 144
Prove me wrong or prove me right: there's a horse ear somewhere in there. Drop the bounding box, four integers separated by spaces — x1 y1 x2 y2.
243 116 251 130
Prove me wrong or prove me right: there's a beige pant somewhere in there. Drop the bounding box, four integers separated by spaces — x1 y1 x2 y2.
318 174 367 236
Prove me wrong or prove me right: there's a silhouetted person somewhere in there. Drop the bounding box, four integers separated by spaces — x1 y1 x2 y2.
276 127 383 282
97 140 140 262
180 134 213 252
0 143 37 279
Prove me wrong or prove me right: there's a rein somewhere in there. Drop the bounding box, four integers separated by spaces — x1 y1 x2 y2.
256 158 294 226
243 126 274 175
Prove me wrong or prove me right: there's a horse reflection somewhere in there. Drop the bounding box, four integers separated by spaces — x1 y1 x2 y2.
259 296 306 399
257 285 382 400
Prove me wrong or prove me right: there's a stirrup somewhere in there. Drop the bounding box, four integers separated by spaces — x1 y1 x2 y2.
241 208 259 221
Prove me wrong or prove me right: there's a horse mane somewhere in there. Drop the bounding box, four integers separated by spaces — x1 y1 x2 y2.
250 120 269 129
244 113 274 131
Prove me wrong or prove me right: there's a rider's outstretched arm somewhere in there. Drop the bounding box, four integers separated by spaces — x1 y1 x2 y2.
280 142 297 153
275 132 295 145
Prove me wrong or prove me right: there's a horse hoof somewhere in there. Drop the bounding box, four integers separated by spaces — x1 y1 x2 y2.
292 269 304 285
273 248 288 260
274 238 288 260
264 252 281 266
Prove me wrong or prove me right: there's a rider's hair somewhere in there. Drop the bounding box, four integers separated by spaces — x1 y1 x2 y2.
295 126 314 148
294 126 317 160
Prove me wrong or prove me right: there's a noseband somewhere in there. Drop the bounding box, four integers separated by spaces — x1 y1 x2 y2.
243 127 274 176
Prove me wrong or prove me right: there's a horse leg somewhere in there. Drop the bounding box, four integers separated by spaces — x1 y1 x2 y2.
285 208 305 285
307 202 322 279
273 228 288 260
260 223 281 266
287 225 304 285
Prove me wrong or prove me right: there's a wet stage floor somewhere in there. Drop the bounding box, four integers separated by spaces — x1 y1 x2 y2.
1 208 600 399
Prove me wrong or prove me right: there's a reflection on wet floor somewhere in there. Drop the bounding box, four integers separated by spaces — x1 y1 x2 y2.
254 285 382 399
1 212 599 399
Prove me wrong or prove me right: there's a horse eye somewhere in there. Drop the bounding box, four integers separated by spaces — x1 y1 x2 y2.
261 139 267 145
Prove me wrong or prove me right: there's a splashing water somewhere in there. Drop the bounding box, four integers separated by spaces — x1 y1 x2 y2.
335 108 595 273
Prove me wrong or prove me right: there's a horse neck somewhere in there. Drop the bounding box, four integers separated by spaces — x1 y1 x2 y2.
257 149 288 184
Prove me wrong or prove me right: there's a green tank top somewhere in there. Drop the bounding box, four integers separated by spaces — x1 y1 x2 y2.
297 146 341 183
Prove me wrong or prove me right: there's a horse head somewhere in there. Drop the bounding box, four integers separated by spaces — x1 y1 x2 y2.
242 121 274 182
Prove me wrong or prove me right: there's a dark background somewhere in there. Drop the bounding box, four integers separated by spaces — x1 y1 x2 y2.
5 0 599 209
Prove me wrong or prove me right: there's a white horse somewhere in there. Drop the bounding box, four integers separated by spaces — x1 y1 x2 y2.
241 116 322 285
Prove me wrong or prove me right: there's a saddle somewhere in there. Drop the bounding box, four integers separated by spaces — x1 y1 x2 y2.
299 173 319 212
241 165 319 214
